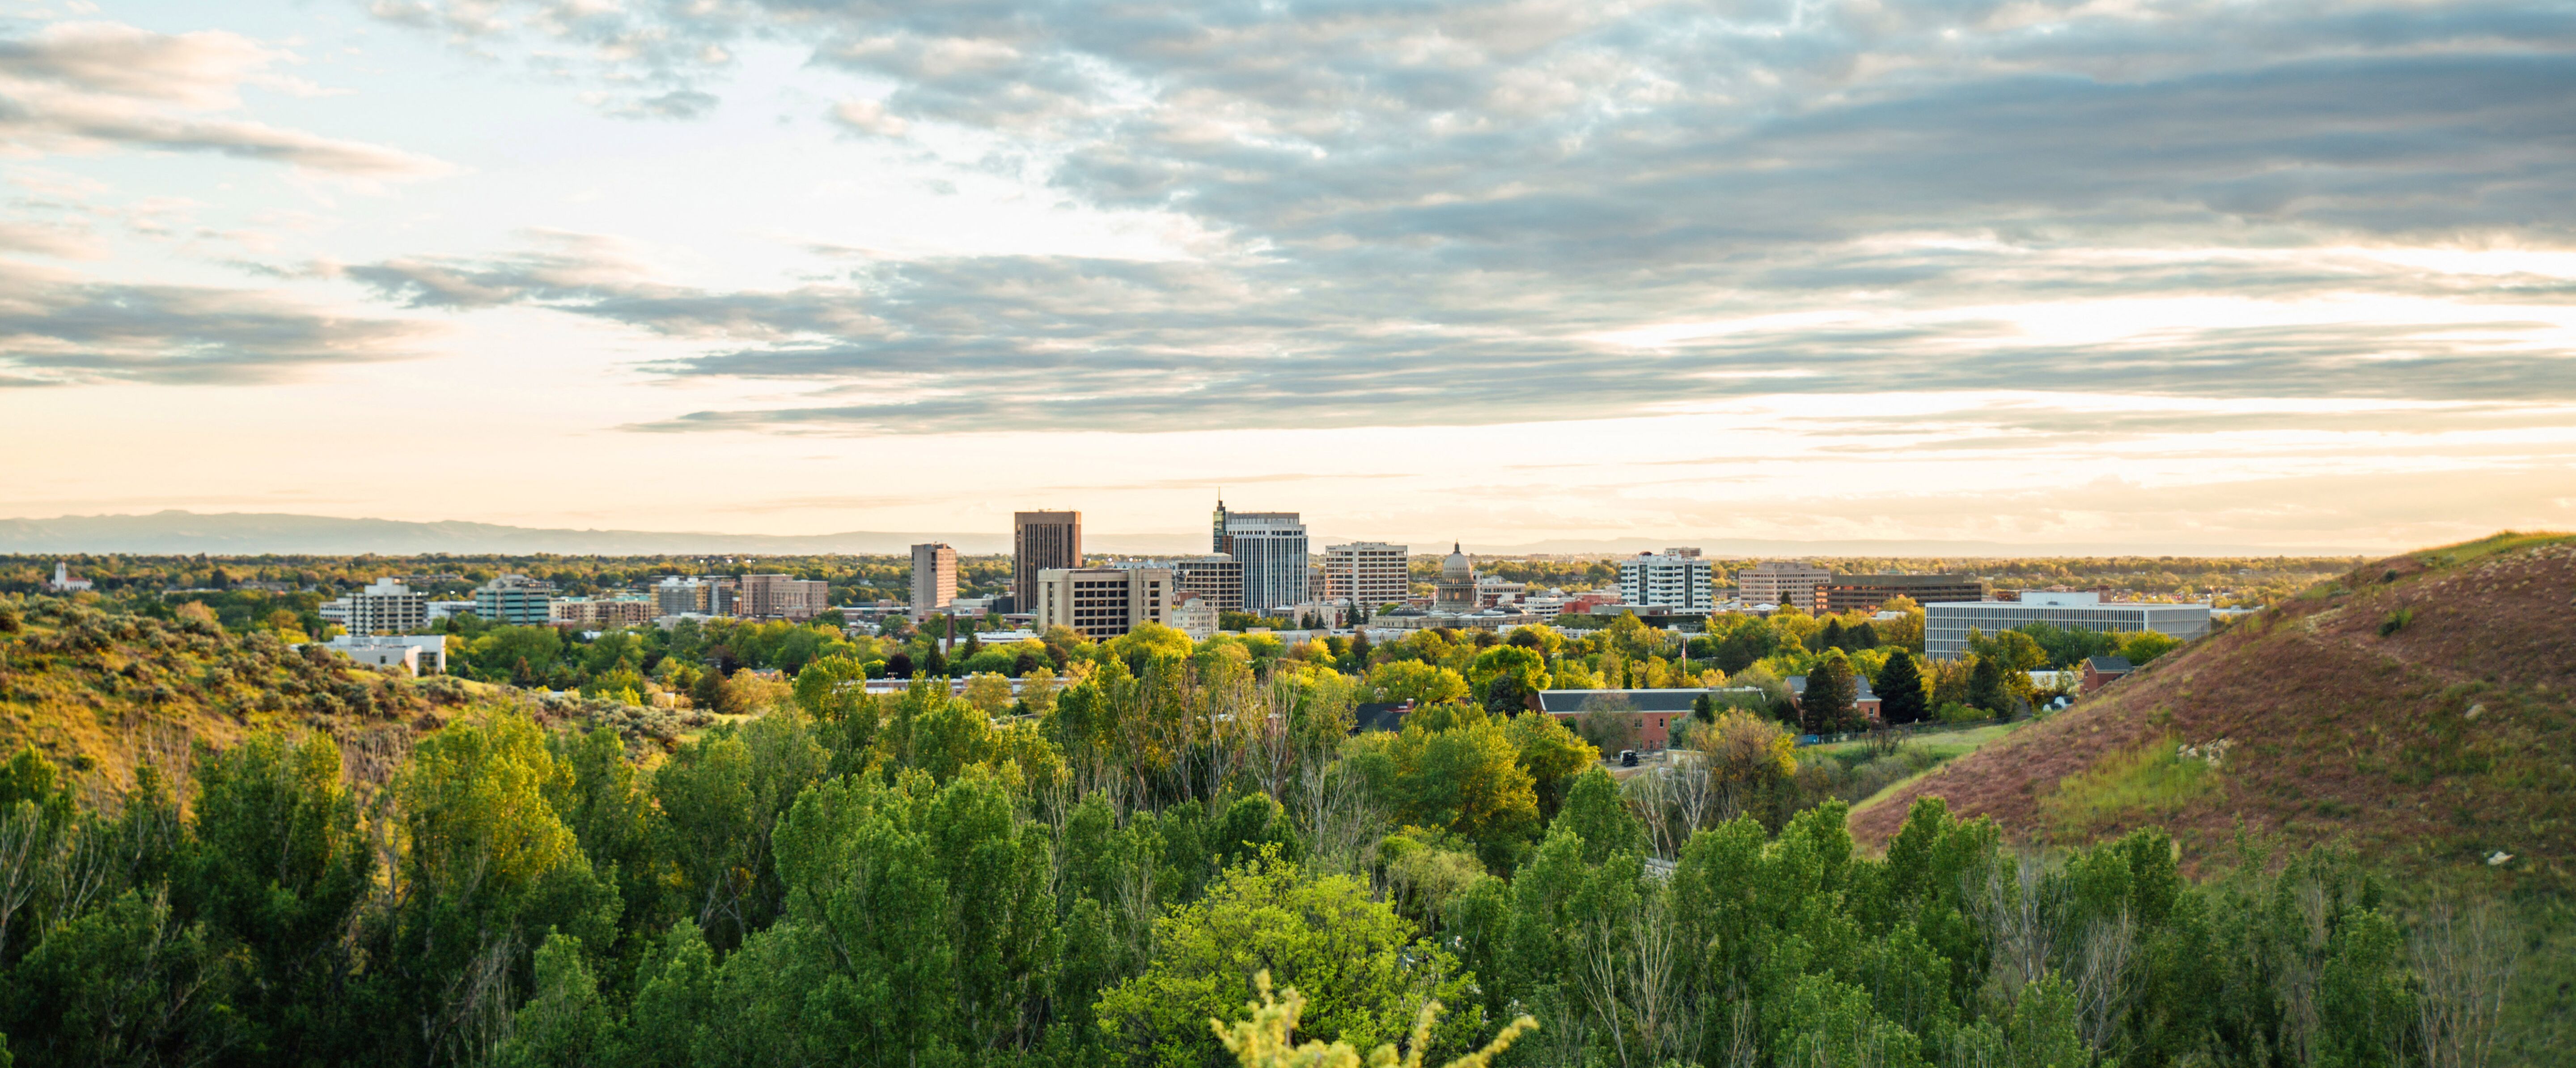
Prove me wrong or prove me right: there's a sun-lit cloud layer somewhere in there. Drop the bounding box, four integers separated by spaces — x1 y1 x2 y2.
0 0 2570 551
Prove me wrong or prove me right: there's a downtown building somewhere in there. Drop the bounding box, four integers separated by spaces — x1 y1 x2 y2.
1323 541 1409 617
1211 501 1309 615
1034 566 1173 639
1617 549 1716 612
1012 511 1082 613
1110 554 1242 611
911 543 958 618
1924 592 2210 661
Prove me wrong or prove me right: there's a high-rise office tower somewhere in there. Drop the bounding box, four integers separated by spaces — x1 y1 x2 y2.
1618 550 1716 610
1013 511 1082 611
910 543 958 617
1212 500 1309 614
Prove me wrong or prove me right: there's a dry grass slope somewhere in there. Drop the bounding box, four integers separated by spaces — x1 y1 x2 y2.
1850 532 2576 887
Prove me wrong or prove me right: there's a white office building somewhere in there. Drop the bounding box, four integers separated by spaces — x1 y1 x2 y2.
1324 541 1410 616
1925 592 2211 661
1618 549 1716 611
1212 502 1309 614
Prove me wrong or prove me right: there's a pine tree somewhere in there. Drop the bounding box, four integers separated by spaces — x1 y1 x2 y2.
1692 692 1716 723
1820 618 1847 651
1968 654 2012 718
1805 651 1860 733
1878 650 1929 725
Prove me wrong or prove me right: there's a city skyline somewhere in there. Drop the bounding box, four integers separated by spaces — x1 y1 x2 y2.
3 2 2573 555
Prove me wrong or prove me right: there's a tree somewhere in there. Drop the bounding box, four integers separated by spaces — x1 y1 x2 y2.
1968 654 2014 718
1367 661 1470 706
1095 857 1483 1068
1555 768 1643 864
491 933 617 1068
1210 971 1534 1068
1504 712 1598 819
1877 650 1930 725
1802 650 1860 733
1467 646 1549 717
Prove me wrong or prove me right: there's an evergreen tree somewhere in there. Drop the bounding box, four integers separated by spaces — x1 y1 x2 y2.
1877 650 1929 725
1691 692 1716 723
1820 618 1847 651
1968 653 2012 718
1803 650 1860 733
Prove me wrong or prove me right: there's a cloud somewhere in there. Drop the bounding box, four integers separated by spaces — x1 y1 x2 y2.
0 21 450 177
826 98 907 137
0 260 438 386
342 1 2576 435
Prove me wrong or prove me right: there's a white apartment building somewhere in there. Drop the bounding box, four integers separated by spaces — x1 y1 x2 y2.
1737 560 1831 610
1618 550 1716 611
1924 592 2211 661
910 543 958 617
1034 566 1173 639
1324 541 1410 616
321 578 429 635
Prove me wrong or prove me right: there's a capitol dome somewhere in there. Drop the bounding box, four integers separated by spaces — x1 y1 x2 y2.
1442 542 1472 578
1435 542 1476 611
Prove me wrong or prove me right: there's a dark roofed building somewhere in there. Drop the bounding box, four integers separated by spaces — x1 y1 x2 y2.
1534 689 1739 751
2082 655 2135 694
1787 674 1883 720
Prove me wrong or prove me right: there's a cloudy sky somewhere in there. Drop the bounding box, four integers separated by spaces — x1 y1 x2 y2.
2 0 2572 553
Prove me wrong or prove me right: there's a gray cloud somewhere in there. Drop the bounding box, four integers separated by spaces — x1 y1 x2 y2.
0 262 437 386
347 0 2576 434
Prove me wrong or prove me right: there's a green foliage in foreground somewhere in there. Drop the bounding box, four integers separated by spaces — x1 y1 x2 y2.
0 683 2537 1068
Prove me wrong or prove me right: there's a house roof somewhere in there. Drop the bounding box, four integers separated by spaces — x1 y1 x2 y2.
1535 689 1710 714
1786 675 1879 701
1352 701 1414 733
2086 655 2135 673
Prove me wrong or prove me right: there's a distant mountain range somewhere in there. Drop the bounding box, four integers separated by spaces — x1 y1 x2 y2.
0 511 1040 556
0 511 2374 558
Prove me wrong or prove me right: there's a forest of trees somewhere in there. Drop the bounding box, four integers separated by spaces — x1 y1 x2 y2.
0 593 2527 1068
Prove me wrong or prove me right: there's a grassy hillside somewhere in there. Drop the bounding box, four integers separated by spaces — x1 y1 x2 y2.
0 596 706 798
1850 531 2576 883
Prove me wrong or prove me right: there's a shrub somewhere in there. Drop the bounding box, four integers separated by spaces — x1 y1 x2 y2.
2379 607 2414 637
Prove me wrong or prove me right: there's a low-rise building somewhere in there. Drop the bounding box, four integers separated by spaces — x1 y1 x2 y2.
1737 561 1831 613
475 574 558 625
1925 593 2210 661
1816 574 1984 614
1169 595 1220 641
47 562 94 593
738 573 830 621
1034 566 1172 639
323 634 447 676
550 597 656 628
1532 689 1728 752
2082 655 2135 693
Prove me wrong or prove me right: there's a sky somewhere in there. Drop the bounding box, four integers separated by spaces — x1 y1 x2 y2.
2 0 2573 554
